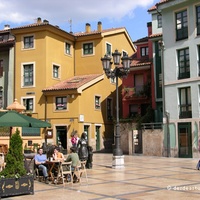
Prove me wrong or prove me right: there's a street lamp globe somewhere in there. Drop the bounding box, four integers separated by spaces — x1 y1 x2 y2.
122 54 131 72
112 49 121 65
101 54 111 72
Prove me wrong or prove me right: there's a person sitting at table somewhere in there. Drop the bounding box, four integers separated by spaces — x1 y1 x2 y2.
52 147 64 162
66 146 80 182
34 148 49 184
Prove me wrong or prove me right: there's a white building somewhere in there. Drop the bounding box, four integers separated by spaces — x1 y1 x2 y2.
149 0 200 158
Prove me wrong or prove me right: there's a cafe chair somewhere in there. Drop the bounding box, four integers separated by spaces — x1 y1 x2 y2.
60 161 73 186
73 160 88 184
34 162 44 182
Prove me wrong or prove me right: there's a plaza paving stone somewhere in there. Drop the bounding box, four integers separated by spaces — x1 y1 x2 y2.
3 153 200 200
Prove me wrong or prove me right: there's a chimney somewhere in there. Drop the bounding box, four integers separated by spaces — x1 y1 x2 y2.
147 22 152 37
97 21 102 32
37 17 42 23
4 24 10 30
43 19 49 24
85 23 91 33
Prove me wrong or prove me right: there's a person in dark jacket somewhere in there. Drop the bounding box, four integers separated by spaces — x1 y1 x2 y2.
77 132 88 161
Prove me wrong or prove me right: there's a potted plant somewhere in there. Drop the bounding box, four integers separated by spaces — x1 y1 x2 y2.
0 129 34 197
24 143 33 154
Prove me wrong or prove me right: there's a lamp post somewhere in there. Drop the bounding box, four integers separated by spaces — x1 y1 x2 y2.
159 40 170 157
101 50 131 168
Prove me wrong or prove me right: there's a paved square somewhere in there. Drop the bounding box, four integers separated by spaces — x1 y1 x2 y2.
4 154 200 200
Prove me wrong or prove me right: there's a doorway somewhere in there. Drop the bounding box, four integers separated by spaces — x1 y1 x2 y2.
95 126 101 151
84 125 90 141
178 122 192 158
56 126 67 150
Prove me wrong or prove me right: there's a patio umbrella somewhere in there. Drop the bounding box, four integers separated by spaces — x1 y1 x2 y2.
0 110 51 137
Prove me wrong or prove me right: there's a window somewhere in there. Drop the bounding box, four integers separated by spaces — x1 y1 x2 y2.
23 36 34 49
179 87 192 118
107 98 113 120
95 96 101 109
56 97 67 110
106 43 111 56
83 42 93 55
110 77 116 84
157 14 162 28
178 48 190 79
196 6 200 35
176 10 188 40
83 126 89 140
134 74 144 95
23 64 33 86
122 51 128 57
141 47 148 57
65 42 71 55
23 98 34 111
0 60 3 77
129 104 138 118
53 65 59 78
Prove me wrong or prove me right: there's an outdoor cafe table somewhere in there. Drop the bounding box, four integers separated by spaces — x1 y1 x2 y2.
46 160 62 184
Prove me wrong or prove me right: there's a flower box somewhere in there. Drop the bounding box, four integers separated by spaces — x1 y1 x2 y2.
0 175 34 197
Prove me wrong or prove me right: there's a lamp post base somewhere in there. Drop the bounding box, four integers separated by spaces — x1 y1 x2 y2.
112 155 124 169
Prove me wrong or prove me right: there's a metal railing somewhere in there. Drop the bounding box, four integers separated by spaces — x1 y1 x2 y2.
141 122 163 130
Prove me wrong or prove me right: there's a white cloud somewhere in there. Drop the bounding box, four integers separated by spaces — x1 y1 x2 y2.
0 0 155 25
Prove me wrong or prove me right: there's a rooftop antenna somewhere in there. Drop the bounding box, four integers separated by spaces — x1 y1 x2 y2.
68 18 72 33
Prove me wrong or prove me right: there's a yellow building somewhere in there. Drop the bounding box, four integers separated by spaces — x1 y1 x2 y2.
10 18 136 151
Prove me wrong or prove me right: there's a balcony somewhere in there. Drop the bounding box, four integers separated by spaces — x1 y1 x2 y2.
122 83 151 100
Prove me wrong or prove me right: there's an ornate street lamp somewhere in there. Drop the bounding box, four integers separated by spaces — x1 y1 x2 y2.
101 49 131 168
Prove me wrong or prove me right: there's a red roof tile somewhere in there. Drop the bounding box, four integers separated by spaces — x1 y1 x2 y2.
130 58 151 68
133 36 148 44
11 21 50 30
43 74 103 92
73 27 125 37
149 33 163 38
148 0 171 11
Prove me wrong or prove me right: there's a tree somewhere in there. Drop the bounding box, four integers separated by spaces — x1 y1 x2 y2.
0 129 26 178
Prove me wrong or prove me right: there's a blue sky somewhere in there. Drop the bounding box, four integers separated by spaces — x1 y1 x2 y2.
0 0 158 41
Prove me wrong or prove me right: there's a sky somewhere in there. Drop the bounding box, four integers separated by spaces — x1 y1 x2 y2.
0 0 158 42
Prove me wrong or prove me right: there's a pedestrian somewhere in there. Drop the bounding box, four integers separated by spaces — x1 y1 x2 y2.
34 148 49 184
66 146 80 182
52 147 64 162
77 132 88 161
71 133 79 147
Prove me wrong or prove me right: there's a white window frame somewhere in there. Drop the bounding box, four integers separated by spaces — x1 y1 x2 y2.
21 96 35 113
122 50 128 57
65 41 72 56
52 63 61 79
105 42 112 56
55 96 68 111
95 95 101 109
22 34 35 50
110 76 116 84
21 62 35 88
82 41 94 56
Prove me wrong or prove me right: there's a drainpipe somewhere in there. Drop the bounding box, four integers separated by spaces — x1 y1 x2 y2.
44 94 47 144
74 37 77 76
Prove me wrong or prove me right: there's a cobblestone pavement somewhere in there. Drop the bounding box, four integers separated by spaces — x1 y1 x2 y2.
3 153 200 200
